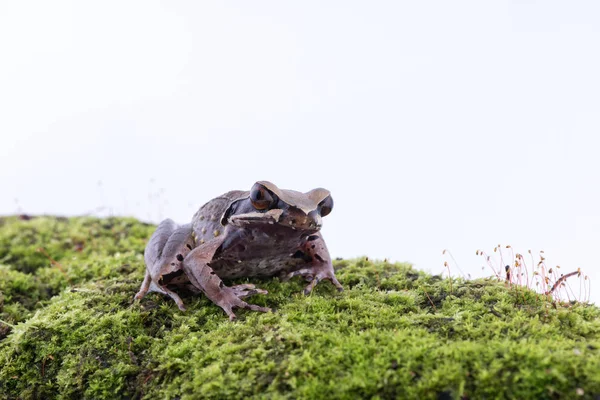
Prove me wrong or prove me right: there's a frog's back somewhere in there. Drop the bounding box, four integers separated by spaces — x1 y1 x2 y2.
191 190 247 243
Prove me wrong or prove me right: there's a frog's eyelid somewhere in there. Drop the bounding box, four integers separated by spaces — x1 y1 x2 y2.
220 199 241 225
250 184 278 211
317 194 333 207
318 195 334 216
306 189 331 205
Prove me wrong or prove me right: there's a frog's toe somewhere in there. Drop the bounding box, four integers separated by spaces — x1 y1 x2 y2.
221 300 272 321
316 273 344 293
224 307 237 321
290 267 344 294
243 303 272 313
302 276 333 294
329 275 344 292
303 278 319 295
303 275 343 294
223 300 271 321
230 283 268 299
285 268 314 282
134 272 152 300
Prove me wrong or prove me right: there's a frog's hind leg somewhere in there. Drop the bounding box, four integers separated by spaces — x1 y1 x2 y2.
135 270 186 311
148 279 186 311
134 219 194 311
135 271 185 310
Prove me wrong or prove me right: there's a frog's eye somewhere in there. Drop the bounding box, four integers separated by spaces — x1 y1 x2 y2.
250 183 275 211
319 196 334 217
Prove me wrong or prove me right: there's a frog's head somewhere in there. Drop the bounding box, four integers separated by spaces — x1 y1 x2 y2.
221 181 333 232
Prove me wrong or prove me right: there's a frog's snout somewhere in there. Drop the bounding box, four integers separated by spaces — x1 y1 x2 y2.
307 210 323 230
284 209 323 231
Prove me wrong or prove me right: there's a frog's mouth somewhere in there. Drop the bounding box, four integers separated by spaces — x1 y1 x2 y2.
227 208 321 232
227 209 284 227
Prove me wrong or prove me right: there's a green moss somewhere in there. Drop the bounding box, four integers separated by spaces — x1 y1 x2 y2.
0 216 599 399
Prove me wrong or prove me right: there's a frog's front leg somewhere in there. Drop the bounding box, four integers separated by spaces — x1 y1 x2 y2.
285 234 344 294
183 236 271 320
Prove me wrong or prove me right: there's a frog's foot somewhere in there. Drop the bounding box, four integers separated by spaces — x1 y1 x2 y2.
230 283 268 299
134 273 187 311
215 286 271 321
150 280 187 311
287 265 344 295
184 242 271 320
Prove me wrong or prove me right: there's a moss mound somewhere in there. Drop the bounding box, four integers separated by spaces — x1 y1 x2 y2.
0 216 599 399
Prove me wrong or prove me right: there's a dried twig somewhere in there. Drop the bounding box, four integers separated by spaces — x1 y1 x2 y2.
545 271 579 295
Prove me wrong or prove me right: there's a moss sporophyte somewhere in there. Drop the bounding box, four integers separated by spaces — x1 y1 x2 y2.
0 216 598 399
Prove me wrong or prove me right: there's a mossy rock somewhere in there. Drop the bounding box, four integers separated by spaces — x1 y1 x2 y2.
0 216 599 399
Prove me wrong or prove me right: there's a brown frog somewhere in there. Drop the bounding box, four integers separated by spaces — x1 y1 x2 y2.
134 181 343 320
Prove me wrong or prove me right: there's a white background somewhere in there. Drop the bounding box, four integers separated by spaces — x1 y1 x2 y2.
1 1 598 303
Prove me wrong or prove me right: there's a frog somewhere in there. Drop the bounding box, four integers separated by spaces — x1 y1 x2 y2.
134 181 343 320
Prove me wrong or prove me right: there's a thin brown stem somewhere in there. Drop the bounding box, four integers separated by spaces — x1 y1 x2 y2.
545 271 579 296
37 247 67 277
423 288 437 311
